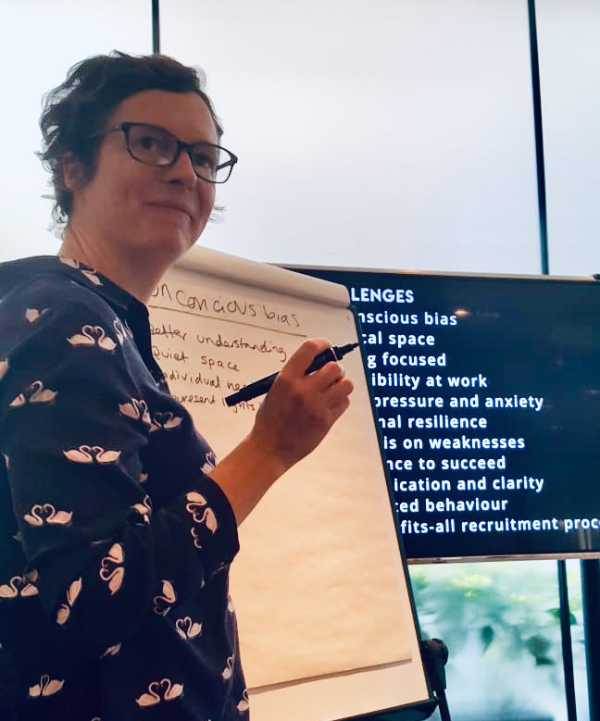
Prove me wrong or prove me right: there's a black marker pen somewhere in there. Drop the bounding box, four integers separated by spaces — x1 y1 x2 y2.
224 342 359 407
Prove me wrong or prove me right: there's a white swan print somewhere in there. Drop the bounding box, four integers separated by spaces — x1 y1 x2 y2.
136 678 184 708
185 491 218 534
113 318 127 345
99 543 125 595
131 495 152 524
222 655 234 681
25 308 48 323
237 689 250 713
67 325 117 351
63 445 121 464
24 504 73 527
119 399 151 426
175 616 202 641
149 411 183 433
185 490 207 512
153 580 176 616
0 570 39 598
59 257 103 286
101 643 122 658
190 527 203 550
201 451 217 475
29 674 64 698
9 380 57 408
113 318 134 345
56 577 82 625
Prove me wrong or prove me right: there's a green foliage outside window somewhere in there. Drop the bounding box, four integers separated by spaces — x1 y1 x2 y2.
408 560 587 721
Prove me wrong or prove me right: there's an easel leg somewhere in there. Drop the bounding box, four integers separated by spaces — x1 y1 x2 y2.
420 639 451 721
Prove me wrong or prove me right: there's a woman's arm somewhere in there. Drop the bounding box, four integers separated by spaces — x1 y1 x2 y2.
210 338 354 524
0 282 238 660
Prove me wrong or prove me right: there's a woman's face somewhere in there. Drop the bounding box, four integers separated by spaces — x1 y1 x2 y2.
67 89 218 265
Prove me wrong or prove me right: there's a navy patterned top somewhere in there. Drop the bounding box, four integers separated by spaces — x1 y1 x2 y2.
0 256 248 720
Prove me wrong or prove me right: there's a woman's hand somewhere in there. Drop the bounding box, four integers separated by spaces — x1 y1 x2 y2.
249 337 354 470
209 338 354 524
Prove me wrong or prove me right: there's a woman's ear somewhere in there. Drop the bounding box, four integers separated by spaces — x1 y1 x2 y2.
62 153 85 191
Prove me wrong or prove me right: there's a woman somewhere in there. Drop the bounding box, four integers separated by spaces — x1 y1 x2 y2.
0 51 353 720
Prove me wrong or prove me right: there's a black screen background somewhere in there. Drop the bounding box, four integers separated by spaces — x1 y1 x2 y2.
294 268 600 561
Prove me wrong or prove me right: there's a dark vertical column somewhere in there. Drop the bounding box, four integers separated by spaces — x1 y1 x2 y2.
152 0 160 54
528 8 579 717
527 0 549 275
557 561 578 721
581 560 600 721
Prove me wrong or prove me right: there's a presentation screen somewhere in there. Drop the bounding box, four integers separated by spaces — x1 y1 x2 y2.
293 267 600 562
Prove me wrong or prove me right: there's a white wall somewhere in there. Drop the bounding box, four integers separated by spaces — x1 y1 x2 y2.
0 0 150 261
161 0 541 274
536 0 600 276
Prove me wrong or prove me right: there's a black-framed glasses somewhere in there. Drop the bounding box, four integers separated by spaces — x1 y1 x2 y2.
91 122 238 184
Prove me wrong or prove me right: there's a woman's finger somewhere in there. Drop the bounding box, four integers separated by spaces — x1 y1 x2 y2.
279 338 332 379
326 395 352 423
308 360 345 390
323 376 354 409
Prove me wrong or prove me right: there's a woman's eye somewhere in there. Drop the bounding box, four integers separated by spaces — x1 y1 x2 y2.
193 151 217 170
139 134 162 151
130 128 171 155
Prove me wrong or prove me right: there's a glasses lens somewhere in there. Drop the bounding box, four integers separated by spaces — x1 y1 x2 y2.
190 144 220 182
127 125 176 166
191 144 236 183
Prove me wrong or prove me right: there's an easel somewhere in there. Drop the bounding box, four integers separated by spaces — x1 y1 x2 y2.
356 639 451 721
421 640 452 721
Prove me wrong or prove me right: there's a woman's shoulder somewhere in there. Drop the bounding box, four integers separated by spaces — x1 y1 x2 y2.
0 257 127 363
0 256 119 322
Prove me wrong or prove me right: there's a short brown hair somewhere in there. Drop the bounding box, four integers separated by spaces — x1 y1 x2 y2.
38 51 223 226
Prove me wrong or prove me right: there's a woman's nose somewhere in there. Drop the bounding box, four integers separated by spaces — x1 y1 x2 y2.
164 148 198 187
